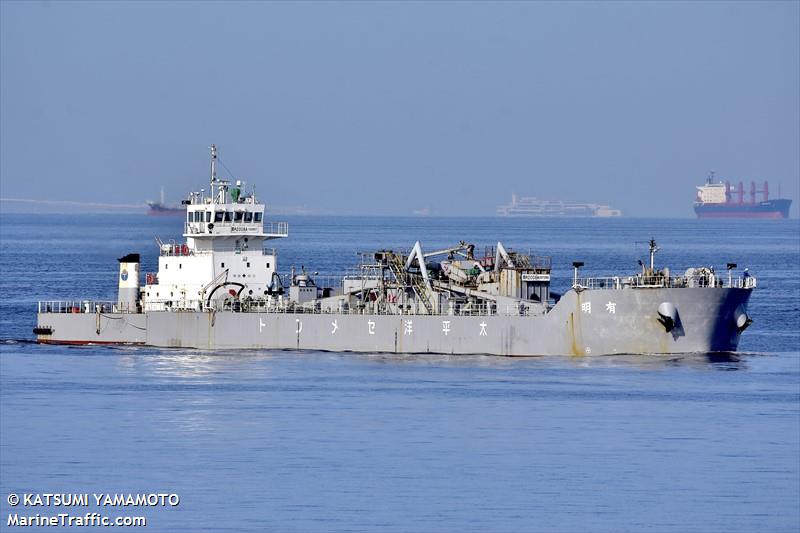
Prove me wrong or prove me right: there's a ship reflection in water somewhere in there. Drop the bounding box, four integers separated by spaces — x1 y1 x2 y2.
113 347 750 379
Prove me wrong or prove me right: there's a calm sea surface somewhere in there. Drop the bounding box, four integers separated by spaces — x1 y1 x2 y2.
1 214 798 532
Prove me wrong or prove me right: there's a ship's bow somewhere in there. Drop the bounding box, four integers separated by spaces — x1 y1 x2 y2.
558 286 754 355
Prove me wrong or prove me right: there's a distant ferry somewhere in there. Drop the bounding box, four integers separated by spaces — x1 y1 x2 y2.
694 174 791 219
147 187 185 216
497 194 621 217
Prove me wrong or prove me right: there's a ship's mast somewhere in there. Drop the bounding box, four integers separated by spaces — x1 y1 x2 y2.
649 238 659 271
210 144 218 190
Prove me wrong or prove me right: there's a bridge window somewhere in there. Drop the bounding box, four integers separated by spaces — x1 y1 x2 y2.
224 211 233 222
214 212 224 223
244 212 253 223
254 212 262 222
234 211 244 222
205 211 211 222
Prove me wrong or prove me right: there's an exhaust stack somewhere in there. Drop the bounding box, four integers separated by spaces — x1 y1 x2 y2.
117 253 140 312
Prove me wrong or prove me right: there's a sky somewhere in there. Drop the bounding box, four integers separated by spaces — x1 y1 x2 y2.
1 1 798 217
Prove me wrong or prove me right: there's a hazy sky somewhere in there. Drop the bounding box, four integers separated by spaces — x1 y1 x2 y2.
1 1 798 217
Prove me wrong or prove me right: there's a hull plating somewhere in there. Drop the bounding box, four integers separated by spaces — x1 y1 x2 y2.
694 199 791 219
36 287 752 356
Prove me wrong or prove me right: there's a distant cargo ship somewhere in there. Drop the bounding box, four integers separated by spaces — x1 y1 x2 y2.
497 194 621 217
146 187 185 216
694 175 791 219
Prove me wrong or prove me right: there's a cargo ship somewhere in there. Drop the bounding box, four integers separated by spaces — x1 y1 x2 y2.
694 174 791 219
32 146 756 356
146 187 185 216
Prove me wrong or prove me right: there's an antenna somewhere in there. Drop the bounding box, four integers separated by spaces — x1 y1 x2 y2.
634 239 660 272
210 144 218 189
649 238 659 271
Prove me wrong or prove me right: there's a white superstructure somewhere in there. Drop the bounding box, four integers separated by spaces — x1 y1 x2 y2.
496 194 622 217
143 145 288 311
695 182 728 205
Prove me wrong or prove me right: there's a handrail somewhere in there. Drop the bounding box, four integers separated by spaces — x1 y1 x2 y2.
135 298 540 317
38 300 139 314
38 274 756 317
183 221 289 236
159 247 277 257
573 274 757 290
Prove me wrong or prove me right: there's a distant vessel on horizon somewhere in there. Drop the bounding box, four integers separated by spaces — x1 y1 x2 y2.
694 173 791 219
497 193 621 217
146 187 185 216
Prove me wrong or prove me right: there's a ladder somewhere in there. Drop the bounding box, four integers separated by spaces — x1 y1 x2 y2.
386 252 434 314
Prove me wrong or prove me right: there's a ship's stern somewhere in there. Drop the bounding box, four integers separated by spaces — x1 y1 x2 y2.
34 301 147 345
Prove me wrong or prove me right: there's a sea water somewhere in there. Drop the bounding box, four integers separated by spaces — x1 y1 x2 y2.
1 214 798 532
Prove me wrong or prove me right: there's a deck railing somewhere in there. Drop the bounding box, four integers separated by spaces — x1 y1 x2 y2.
183 221 288 237
574 274 757 290
136 299 541 317
38 274 757 317
38 301 138 314
158 246 277 257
